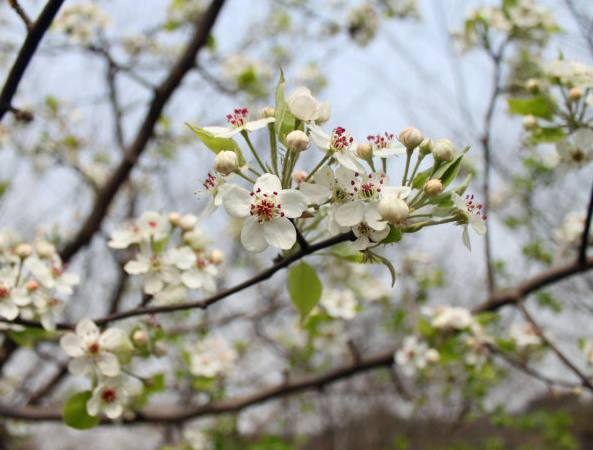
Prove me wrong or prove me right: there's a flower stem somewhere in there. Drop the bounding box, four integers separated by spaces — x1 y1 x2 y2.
402 149 413 185
407 154 424 187
305 151 332 182
241 131 267 173
234 170 256 184
268 124 279 176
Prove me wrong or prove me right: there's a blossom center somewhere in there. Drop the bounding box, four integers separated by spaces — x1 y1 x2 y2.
367 132 394 149
88 342 100 354
349 172 385 200
226 108 248 128
101 388 117 403
249 188 284 223
330 126 353 151
0 287 10 299
463 194 487 221
202 172 218 191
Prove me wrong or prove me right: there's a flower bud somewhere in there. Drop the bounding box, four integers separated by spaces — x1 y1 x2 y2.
293 170 307 184
168 212 181 226
26 280 39 292
526 78 540 94
316 102 331 123
355 142 373 160
286 130 310 152
260 106 275 118
214 150 238 175
35 240 56 258
522 114 537 130
426 348 440 363
419 137 433 156
178 214 198 231
132 329 148 347
568 87 583 102
398 127 423 150
424 179 443 196
432 138 455 162
378 197 409 224
15 243 32 258
209 249 224 265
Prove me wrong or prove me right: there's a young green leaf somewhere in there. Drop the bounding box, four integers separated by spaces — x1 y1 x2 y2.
274 71 298 145
63 391 100 430
186 123 245 165
287 262 322 320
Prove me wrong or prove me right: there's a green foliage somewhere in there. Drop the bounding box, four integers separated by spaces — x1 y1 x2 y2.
536 291 562 314
507 95 556 120
381 225 402 244
186 123 245 164
8 328 56 348
274 71 299 145
63 391 100 430
287 262 322 320
529 126 566 144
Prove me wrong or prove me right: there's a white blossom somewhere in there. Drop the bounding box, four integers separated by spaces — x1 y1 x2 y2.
451 193 487 250
187 336 237 378
320 289 358 320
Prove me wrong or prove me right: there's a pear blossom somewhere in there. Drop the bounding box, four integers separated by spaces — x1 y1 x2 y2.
554 212 591 248
299 165 355 206
60 319 132 377
187 336 237 378
195 172 234 217
320 289 358 320
451 193 487 250
222 173 308 252
183 428 213 450
123 249 183 295
203 108 274 138
364 132 406 158
287 87 330 123
87 376 136 420
555 129 593 169
346 4 380 47
53 4 110 45
0 281 30 321
108 211 170 249
394 336 440 376
426 306 475 331
309 125 363 172
510 323 542 349
25 257 79 295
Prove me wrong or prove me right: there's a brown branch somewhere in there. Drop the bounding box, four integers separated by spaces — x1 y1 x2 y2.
517 303 593 391
0 0 66 121
473 256 593 313
8 0 33 30
58 0 227 262
579 180 593 266
0 347 395 423
28 364 69 405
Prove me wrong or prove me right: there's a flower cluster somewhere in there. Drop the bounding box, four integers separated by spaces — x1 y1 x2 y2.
53 4 110 45
0 232 79 330
186 336 238 378
190 77 484 256
60 319 137 419
395 336 440 376
454 0 558 51
109 211 223 305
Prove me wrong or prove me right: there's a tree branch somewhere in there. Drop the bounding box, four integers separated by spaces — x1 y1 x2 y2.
0 347 395 423
579 180 593 266
0 0 66 121
58 0 227 262
8 0 33 31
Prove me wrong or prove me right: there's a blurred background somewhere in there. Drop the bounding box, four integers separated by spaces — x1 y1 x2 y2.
0 0 593 449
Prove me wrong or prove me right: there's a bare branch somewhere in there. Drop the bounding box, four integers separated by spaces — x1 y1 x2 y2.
8 0 33 31
579 180 593 266
0 0 66 121
58 0 227 262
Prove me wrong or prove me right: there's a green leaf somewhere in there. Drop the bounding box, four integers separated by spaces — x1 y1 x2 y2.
274 70 298 145
381 225 402 244
507 96 556 120
287 262 322 320
63 391 100 430
373 253 397 287
411 168 431 190
529 126 566 144
8 328 55 348
186 123 245 165
435 151 465 189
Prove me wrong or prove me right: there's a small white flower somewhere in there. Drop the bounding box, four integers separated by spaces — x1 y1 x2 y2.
87 376 138 420
320 289 358 320
451 193 487 250
427 306 475 331
195 172 234 218
203 107 274 138
309 125 363 172
510 323 542 349
364 132 406 158
188 336 237 378
287 87 330 123
222 173 307 252
60 319 131 377
554 212 590 249
555 128 593 169
183 428 212 450
394 336 439 376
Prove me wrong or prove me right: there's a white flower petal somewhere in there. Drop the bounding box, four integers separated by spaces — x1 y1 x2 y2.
97 352 120 377
104 402 123 419
68 356 91 375
222 185 251 218
278 189 307 218
254 173 282 194
334 201 365 227
243 117 275 131
60 333 84 357
299 182 331 204
334 150 364 172
263 217 296 250
240 217 268 252
76 319 100 343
